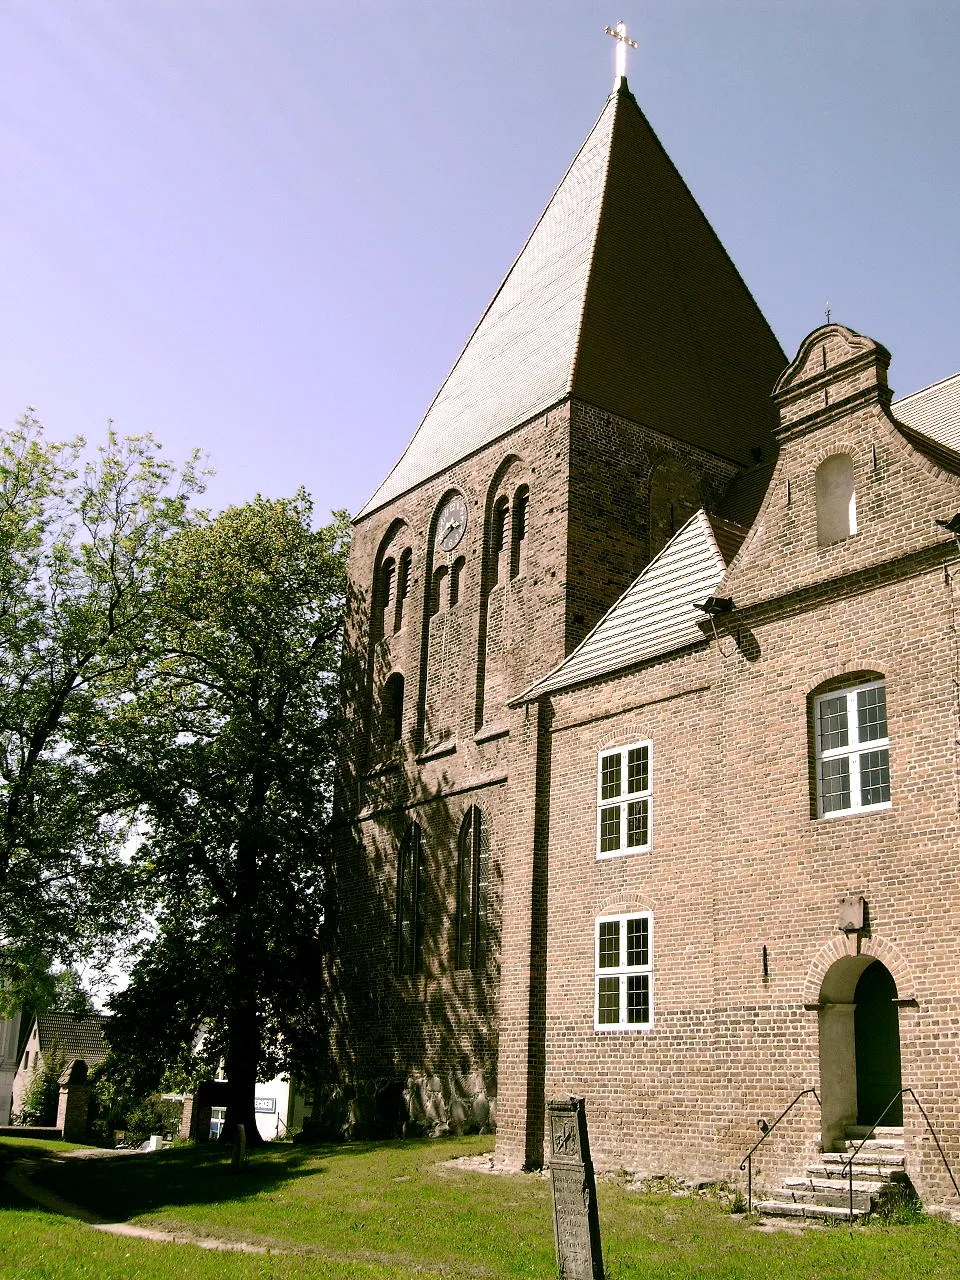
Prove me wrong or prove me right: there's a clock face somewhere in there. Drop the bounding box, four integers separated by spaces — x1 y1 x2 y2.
437 495 468 552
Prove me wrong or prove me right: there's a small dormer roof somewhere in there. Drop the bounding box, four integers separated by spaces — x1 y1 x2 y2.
514 509 725 701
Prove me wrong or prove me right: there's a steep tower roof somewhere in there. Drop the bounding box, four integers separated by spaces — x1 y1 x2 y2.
358 80 786 519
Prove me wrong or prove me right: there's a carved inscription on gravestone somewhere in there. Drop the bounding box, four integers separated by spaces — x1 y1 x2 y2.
547 1097 604 1280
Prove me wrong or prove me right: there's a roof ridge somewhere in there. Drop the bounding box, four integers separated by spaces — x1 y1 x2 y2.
893 368 960 407
566 85 628 397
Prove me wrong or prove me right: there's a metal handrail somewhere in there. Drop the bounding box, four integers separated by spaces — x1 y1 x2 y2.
738 1087 821 1214
840 1088 960 1222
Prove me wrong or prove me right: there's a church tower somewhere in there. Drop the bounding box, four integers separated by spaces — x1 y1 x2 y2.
333 41 787 1143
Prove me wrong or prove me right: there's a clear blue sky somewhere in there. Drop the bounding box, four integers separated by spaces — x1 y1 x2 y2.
1 1 957 519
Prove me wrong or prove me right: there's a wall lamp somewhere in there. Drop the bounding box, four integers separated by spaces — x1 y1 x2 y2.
698 596 734 617
935 514 960 536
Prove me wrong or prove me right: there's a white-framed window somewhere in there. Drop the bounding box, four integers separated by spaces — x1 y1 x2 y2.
595 912 653 1030
597 742 652 857
814 680 891 817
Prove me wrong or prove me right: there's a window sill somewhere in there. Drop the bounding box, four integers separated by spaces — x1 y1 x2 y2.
363 758 402 780
416 738 457 763
594 1023 654 1033
596 846 652 860
814 802 892 821
475 722 510 745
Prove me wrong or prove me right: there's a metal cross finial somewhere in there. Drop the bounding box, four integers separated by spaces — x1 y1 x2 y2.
825 302 832 324
604 20 638 86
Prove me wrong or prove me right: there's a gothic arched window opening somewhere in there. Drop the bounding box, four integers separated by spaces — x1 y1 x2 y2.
455 806 490 971
396 822 425 976
383 671 405 742
491 497 509 583
429 564 448 617
511 484 529 578
449 556 465 607
394 548 413 631
377 557 396 638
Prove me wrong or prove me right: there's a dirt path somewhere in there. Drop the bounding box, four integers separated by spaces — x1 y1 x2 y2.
4 1153 281 1255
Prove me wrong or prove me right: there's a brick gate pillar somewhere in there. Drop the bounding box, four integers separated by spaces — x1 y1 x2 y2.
56 1058 90 1143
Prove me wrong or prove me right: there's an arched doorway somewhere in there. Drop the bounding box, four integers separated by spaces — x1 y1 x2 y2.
854 962 902 1125
818 955 902 1148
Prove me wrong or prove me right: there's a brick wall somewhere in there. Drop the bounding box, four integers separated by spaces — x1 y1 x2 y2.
492 327 960 1202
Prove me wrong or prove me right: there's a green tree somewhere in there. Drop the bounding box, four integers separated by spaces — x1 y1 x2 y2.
0 417 204 1013
96 495 350 1144
15 1041 67 1126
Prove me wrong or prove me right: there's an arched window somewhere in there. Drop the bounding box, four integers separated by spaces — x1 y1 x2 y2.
449 556 465 608
429 565 448 617
394 548 412 631
383 671 404 742
510 485 529 578
377 557 396 638
396 822 425 976
491 497 509 583
455 806 489 971
816 454 857 546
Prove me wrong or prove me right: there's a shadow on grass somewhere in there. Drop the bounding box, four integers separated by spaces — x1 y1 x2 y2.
3 1137 400 1225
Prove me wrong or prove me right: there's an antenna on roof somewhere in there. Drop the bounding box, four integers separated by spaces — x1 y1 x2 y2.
604 20 638 87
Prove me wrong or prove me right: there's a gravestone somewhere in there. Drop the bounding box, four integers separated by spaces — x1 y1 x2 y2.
547 1097 604 1280
231 1122 247 1172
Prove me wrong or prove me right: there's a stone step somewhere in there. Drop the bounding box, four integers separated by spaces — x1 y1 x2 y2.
820 1150 905 1169
776 1184 873 1210
845 1125 903 1141
785 1176 883 1195
806 1160 905 1183
841 1138 905 1154
756 1199 865 1222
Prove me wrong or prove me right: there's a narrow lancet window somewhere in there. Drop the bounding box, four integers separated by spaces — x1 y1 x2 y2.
491 497 509 582
384 671 404 742
394 548 412 631
455 807 489 971
511 485 529 578
429 565 448 617
396 823 425 976
378 558 396 638
449 557 465 607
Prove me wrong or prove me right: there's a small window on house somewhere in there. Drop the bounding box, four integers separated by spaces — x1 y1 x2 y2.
510 485 529 578
449 556 465 607
597 742 652 857
455 807 490 971
383 672 404 742
429 565 448 617
491 497 509 582
378 558 396 637
396 822 425 976
816 454 857 546
394 548 412 631
814 680 891 817
595 912 653 1030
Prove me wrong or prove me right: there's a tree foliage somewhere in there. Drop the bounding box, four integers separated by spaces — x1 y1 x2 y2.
97 494 350 1142
0 417 204 1013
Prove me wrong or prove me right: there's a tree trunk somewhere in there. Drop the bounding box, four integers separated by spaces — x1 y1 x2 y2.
221 997 266 1147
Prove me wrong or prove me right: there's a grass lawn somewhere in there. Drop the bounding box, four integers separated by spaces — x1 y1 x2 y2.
2 1135 960 1279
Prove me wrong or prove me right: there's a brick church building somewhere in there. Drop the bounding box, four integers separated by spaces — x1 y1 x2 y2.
334 63 960 1205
